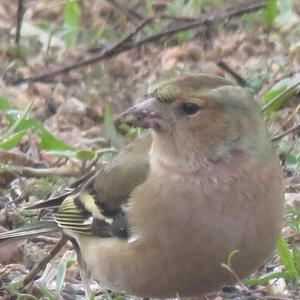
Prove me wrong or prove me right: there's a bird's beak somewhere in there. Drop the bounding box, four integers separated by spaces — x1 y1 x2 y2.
118 97 168 131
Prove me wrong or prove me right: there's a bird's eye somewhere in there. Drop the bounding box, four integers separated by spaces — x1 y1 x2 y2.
181 102 201 115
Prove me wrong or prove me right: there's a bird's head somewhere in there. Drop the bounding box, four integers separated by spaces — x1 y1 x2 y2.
120 74 271 171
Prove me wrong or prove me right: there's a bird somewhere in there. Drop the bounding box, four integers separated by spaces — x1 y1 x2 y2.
0 73 284 298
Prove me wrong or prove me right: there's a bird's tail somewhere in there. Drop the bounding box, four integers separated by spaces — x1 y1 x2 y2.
0 221 59 244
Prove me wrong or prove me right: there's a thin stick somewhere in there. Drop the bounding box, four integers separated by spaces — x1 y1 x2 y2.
10 16 154 85
15 0 25 45
3 165 79 178
217 60 253 90
272 104 300 136
272 123 300 142
23 235 68 287
9 0 266 85
0 150 36 167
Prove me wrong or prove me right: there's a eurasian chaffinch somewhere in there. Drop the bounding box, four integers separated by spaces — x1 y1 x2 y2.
0 74 284 298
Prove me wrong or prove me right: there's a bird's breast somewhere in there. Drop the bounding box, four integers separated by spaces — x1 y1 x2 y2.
79 154 283 298
129 154 283 269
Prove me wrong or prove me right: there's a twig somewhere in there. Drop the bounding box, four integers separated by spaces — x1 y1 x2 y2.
272 103 300 136
23 235 68 287
114 0 266 47
271 70 300 86
0 150 37 167
107 17 154 54
3 165 79 177
9 16 154 85
9 0 267 85
15 0 25 45
262 296 296 300
272 123 300 142
217 60 254 90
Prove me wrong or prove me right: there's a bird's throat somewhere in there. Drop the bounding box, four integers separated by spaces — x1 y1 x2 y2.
150 132 247 175
150 142 249 184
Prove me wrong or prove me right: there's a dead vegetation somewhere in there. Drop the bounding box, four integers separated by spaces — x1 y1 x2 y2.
0 0 299 299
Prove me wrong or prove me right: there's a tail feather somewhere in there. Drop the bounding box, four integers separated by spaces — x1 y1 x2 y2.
0 221 59 244
25 169 99 210
24 192 72 210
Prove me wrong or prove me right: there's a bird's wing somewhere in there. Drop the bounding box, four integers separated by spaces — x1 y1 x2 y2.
79 132 152 238
53 193 130 239
24 168 99 210
26 133 152 212
93 132 152 213
10 133 152 241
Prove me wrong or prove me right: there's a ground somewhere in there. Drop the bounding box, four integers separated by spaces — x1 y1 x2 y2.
0 0 299 299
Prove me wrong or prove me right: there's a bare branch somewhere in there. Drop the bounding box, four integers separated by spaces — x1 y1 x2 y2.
217 60 254 90
3 165 79 178
23 235 68 287
9 0 267 85
15 0 25 45
272 123 300 142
